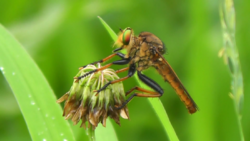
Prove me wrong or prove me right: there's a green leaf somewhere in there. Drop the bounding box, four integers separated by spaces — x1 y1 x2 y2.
98 16 117 41
0 24 75 141
98 16 179 141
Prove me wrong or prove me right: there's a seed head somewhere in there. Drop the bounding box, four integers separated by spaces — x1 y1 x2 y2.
57 64 129 129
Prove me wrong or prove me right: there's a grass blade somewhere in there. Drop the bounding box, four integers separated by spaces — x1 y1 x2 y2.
0 24 75 141
97 16 117 41
220 0 244 140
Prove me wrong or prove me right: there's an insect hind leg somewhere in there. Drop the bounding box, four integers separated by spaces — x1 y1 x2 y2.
115 86 162 110
137 71 164 94
115 72 164 109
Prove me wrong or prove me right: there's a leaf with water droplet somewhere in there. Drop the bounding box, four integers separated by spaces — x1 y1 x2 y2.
0 24 76 140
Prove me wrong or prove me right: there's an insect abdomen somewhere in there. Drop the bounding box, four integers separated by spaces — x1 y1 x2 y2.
154 60 198 114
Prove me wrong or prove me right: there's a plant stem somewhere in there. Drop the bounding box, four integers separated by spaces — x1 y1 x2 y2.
220 0 244 140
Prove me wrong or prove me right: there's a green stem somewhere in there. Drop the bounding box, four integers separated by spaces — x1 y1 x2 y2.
87 125 96 141
220 0 244 140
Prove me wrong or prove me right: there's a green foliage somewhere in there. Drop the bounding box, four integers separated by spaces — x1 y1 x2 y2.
0 0 250 141
0 25 76 141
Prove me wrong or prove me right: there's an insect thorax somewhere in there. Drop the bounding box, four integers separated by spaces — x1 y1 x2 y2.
128 44 155 71
127 31 166 72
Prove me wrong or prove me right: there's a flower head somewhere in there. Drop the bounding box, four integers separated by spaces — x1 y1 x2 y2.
57 63 129 129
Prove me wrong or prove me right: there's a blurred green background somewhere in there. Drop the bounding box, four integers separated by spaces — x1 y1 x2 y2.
0 0 249 141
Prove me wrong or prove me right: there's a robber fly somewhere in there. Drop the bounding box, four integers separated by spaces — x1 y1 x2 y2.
75 27 198 114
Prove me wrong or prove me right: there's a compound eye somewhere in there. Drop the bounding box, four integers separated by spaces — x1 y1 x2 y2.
122 29 131 45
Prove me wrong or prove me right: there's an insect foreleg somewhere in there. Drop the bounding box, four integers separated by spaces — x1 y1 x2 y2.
113 47 123 53
79 52 126 69
75 57 131 82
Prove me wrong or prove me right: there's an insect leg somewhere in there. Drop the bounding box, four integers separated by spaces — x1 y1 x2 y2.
137 71 164 94
79 52 125 69
95 64 136 94
115 67 129 74
113 47 123 53
125 86 160 96
115 86 162 109
116 71 164 109
75 57 130 82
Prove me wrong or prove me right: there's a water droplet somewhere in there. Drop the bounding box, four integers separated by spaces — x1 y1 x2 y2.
63 139 68 141
12 72 15 75
0 67 5 74
60 133 64 136
31 101 35 105
28 95 31 98
42 139 47 141
45 114 49 117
